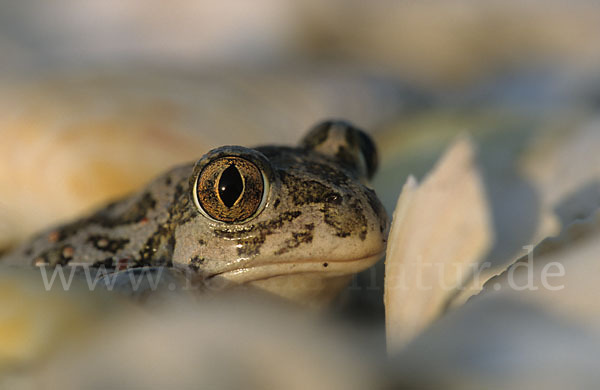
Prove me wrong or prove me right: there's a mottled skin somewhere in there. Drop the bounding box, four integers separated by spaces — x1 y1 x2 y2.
2 120 389 300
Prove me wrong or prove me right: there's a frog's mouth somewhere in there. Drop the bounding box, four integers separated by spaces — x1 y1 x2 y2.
203 250 384 307
206 250 384 285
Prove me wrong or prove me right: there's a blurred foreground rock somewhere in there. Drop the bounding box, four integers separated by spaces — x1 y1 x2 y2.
389 210 600 389
385 137 492 352
0 267 379 390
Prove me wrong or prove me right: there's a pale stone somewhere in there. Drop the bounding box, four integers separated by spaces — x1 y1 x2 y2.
385 136 493 353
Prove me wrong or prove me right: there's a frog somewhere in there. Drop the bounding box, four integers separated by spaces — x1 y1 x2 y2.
1 120 390 305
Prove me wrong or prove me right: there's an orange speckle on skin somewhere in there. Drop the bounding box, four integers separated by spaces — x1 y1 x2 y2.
48 231 60 243
61 246 74 259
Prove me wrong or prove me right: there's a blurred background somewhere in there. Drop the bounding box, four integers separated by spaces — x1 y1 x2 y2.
2 1 600 388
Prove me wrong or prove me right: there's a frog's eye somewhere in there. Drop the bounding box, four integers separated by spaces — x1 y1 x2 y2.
194 156 267 223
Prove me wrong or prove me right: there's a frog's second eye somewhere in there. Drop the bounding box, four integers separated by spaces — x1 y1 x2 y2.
194 156 266 223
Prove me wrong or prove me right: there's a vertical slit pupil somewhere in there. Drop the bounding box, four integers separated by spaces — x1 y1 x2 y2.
218 164 244 208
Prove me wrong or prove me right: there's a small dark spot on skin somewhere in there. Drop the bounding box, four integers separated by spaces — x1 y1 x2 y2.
198 239 206 246
323 262 328 267
189 256 205 271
